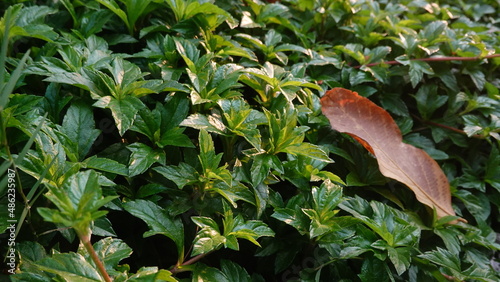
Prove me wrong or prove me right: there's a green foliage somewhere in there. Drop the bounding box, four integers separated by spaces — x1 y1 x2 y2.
1 0 499 281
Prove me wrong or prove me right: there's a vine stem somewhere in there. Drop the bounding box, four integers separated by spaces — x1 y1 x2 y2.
411 114 485 139
78 231 112 282
170 251 214 274
353 53 500 68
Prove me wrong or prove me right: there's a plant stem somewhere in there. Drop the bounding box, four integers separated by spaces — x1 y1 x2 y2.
170 251 214 274
411 114 485 139
354 54 500 68
78 231 112 282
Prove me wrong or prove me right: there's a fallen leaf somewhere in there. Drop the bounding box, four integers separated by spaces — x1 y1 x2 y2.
321 88 458 220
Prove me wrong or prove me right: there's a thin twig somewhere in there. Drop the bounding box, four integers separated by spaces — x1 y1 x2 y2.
411 114 485 139
354 54 500 68
170 251 214 274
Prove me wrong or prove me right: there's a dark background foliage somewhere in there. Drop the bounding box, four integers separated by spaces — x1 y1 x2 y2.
1 0 499 281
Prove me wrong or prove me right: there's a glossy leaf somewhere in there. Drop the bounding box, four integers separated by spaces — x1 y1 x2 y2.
122 199 184 259
302 181 343 238
37 170 117 233
191 216 226 255
90 237 132 270
83 156 128 176
61 102 101 161
154 163 199 189
220 260 252 282
358 256 390 282
418 248 463 279
126 267 177 282
127 143 165 177
181 113 226 135
93 95 145 136
31 253 103 281
191 203 274 255
192 264 229 282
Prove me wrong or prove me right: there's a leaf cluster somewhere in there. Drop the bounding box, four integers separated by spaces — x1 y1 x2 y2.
1 0 499 281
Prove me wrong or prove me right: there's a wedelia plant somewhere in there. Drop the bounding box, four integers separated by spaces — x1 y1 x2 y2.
0 0 499 281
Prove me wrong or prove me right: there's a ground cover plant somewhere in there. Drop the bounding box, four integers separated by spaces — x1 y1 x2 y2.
0 0 499 280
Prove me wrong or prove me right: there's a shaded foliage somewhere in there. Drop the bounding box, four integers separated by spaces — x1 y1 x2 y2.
1 0 499 281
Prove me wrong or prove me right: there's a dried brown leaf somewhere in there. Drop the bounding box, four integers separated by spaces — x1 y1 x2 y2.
321 88 457 220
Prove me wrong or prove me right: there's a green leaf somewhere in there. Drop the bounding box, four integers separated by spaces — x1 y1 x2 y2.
37 170 117 233
96 0 130 32
230 217 275 241
3 5 58 42
404 133 449 160
191 216 225 255
161 94 190 128
301 181 344 239
485 146 500 191
419 248 463 279
311 180 343 215
250 154 272 187
413 85 448 119
462 115 487 137
220 260 252 282
157 127 194 148
340 197 420 247
10 273 50 281
91 237 132 270
358 256 390 282
211 182 255 208
434 227 462 254
336 44 365 65
192 216 220 231
1 53 31 109
127 143 165 177
17 241 47 263
218 98 265 150
341 225 379 259
123 199 184 259
274 43 308 54
302 209 330 238
130 107 160 141
253 182 270 218
4 94 43 116
92 217 117 237
365 46 391 64
221 203 274 248
124 0 153 32
387 246 412 275
181 113 227 135
454 190 490 222
264 108 310 154
409 60 434 88
282 142 332 163
192 264 229 282
126 267 176 282
271 207 310 235
32 253 103 281
93 95 145 136
198 129 224 172
79 9 114 37
83 156 129 176
136 184 168 199
421 21 447 43
154 163 199 189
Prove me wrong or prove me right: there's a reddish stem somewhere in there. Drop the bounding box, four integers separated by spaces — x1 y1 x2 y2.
441 273 458 281
78 231 112 282
170 251 213 274
411 114 484 139
354 54 500 68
